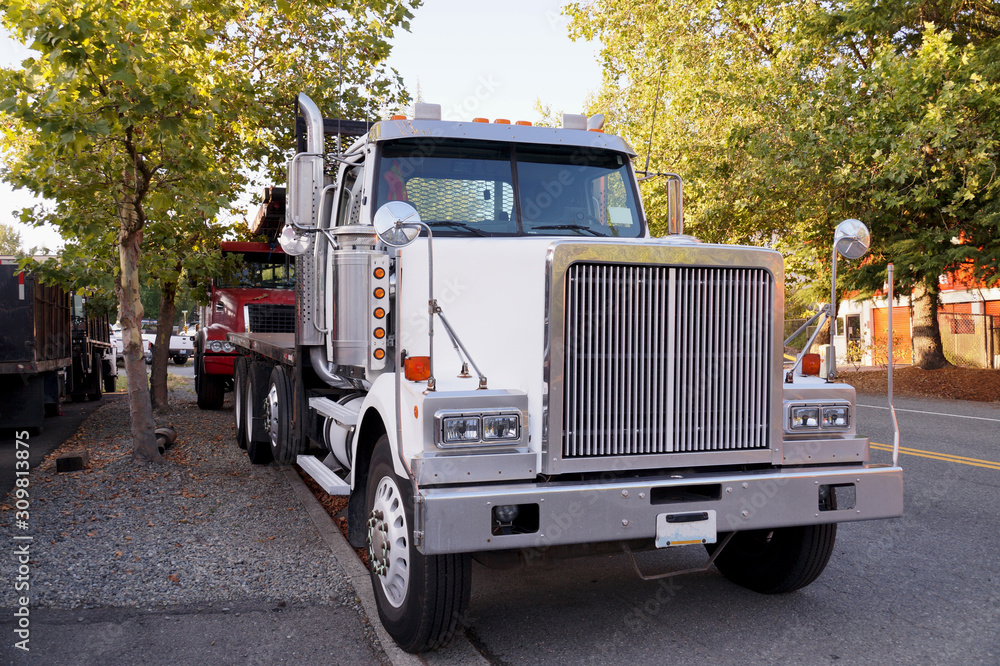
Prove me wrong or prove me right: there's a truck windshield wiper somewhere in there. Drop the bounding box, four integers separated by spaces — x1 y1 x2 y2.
529 224 601 236
428 221 489 236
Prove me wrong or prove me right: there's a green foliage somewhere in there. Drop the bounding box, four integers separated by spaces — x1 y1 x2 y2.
0 222 22 254
0 0 418 447
567 0 1000 310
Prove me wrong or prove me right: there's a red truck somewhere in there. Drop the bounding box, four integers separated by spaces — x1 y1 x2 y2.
195 189 296 409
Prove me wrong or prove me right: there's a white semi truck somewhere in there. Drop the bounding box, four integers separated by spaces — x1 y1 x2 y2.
229 94 904 652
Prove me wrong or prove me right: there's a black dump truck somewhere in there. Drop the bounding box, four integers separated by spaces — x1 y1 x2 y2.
0 257 113 431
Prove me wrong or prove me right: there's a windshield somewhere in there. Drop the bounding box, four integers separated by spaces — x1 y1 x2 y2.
216 252 295 289
375 139 643 238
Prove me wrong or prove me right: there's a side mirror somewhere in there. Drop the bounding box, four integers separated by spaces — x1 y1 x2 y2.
827 218 871 380
833 218 870 259
278 225 309 256
374 201 422 247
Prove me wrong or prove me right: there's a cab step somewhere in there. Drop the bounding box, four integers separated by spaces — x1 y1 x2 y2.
296 454 351 495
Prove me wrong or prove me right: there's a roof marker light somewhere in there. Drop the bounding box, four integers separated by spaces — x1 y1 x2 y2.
515 120 532 126
472 117 488 123
494 118 511 124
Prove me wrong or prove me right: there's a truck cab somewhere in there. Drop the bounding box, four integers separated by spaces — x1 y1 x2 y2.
195 239 296 409
230 96 904 653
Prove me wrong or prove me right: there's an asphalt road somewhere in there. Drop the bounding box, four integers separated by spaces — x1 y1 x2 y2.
0 396 110 497
463 395 1000 665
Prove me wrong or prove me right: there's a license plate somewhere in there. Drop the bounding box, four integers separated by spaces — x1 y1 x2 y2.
655 510 717 548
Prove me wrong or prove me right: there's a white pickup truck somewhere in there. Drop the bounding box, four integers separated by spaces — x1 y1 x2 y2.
139 320 196 365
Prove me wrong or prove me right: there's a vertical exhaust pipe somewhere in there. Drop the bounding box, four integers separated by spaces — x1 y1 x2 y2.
298 93 325 154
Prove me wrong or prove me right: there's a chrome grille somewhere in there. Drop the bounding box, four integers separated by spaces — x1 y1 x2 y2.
563 263 773 458
247 303 295 333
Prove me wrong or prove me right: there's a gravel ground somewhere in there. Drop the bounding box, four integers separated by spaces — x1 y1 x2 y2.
0 387 362 615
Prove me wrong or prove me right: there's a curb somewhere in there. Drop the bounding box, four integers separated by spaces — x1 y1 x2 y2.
281 467 488 666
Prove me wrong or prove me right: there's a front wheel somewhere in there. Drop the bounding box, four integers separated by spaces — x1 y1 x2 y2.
365 438 471 652
708 523 837 594
197 370 225 410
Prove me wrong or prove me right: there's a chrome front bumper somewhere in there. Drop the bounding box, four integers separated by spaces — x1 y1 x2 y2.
414 464 903 555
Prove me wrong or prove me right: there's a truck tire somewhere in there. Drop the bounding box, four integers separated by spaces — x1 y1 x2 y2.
365 437 471 652
87 355 103 401
197 372 225 410
173 355 188 366
708 524 837 594
245 362 273 464
233 357 249 449
104 374 116 394
265 365 297 464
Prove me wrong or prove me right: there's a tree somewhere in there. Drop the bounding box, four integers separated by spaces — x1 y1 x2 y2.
1 0 417 461
0 222 22 254
567 0 1000 369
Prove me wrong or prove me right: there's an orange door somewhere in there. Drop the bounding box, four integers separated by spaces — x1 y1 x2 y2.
873 306 912 364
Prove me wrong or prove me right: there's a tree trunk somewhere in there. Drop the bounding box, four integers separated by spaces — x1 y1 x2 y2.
150 275 179 410
117 198 162 463
911 281 952 370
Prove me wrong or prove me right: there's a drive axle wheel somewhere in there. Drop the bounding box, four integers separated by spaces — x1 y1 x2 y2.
708 523 837 594
264 365 296 464
244 362 273 465
233 357 249 449
365 437 471 653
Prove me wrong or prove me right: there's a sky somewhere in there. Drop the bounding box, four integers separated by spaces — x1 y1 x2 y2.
0 1 603 252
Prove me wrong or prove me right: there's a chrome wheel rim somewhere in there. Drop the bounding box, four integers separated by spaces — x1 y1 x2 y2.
367 475 409 608
235 369 244 430
265 382 280 451
245 380 255 444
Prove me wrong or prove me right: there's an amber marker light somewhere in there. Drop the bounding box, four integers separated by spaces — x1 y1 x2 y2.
802 353 821 376
515 120 532 126
373 267 386 279
374 307 386 319
472 117 488 123
404 356 431 381
391 114 406 120
373 348 386 360
373 287 386 298
374 327 385 339
493 118 511 124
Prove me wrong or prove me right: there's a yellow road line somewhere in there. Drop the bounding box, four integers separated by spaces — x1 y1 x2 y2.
871 443 1000 470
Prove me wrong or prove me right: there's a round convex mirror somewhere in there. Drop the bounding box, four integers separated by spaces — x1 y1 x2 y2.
373 201 422 247
834 218 870 260
278 225 310 256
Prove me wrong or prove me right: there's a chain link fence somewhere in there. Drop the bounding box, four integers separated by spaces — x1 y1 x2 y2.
939 312 1000 369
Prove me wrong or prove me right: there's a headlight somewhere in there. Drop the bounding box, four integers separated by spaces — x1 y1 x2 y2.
822 406 850 428
483 415 519 441
222 341 235 353
209 340 222 352
442 417 480 444
435 410 523 448
787 403 851 431
790 406 820 429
